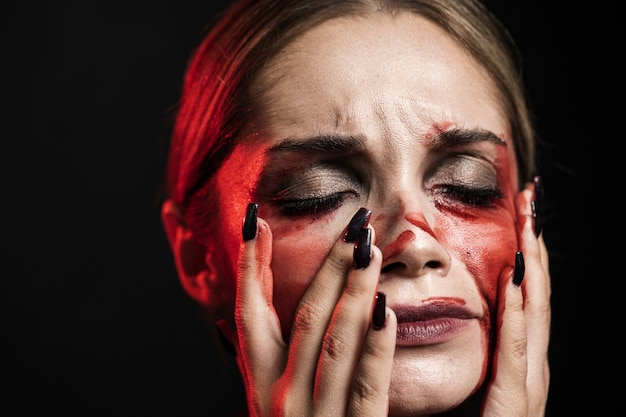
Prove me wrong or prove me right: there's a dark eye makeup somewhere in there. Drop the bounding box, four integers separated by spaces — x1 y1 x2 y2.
273 192 354 216
430 184 503 208
425 154 504 210
256 162 363 218
255 133 506 218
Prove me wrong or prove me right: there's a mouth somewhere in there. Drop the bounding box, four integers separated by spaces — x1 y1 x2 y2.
392 302 475 346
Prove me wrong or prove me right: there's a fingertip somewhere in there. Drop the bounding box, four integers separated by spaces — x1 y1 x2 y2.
242 202 258 242
384 305 397 331
372 292 386 330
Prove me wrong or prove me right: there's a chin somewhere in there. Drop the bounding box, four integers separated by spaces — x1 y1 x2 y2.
387 331 488 416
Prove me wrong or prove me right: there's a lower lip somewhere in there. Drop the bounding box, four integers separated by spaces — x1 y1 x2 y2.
396 318 471 346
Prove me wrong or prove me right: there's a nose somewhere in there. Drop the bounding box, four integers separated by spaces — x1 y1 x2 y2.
376 201 451 279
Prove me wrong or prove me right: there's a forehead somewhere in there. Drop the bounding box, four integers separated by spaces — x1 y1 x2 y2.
254 11 508 144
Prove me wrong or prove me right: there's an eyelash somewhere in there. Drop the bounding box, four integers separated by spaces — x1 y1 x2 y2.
272 184 501 218
270 169 504 220
433 184 503 208
273 192 351 216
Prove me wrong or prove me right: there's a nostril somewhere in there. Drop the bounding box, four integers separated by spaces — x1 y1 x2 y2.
425 260 442 269
381 260 443 274
381 262 401 273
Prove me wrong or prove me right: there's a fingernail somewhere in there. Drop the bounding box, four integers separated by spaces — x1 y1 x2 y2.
513 251 525 286
343 207 372 243
353 227 372 269
242 203 258 242
532 175 544 237
373 292 386 330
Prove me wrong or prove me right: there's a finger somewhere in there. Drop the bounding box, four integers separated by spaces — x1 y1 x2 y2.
483 254 528 417
348 298 397 417
313 230 383 414
516 187 551 415
235 208 285 413
517 185 552 307
516 188 551 370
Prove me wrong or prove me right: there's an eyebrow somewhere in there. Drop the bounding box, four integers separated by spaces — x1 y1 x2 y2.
266 134 367 155
265 127 505 157
432 127 507 149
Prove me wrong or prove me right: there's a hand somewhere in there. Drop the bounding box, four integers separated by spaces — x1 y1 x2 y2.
481 184 551 416
234 209 397 417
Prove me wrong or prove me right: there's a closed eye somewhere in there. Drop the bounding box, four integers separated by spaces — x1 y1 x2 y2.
433 184 503 208
272 192 357 216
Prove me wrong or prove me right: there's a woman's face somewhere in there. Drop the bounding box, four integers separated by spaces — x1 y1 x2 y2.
212 12 519 413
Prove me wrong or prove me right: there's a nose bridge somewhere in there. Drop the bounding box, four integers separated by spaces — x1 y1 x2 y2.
375 191 451 278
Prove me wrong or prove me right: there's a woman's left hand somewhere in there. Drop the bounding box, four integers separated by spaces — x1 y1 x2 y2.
481 184 551 416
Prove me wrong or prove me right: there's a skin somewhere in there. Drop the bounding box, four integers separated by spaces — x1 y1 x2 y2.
163 11 551 417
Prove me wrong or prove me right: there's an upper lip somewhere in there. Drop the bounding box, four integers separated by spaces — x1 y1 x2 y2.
391 302 475 323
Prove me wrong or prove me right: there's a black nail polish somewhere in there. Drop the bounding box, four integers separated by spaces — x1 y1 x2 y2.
353 227 372 269
373 292 386 330
532 175 544 237
513 251 525 286
343 207 372 243
242 203 258 242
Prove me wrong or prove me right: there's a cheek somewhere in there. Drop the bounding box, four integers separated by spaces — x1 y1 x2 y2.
436 212 517 309
270 221 340 342
214 145 269 277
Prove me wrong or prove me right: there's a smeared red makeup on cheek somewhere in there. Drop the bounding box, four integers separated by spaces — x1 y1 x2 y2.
267 215 343 342
428 201 516 367
439 220 514 301
439 219 515 362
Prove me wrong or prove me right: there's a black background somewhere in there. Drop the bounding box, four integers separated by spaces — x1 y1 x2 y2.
4 1 607 416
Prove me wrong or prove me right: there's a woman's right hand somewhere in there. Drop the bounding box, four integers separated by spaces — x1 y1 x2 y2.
233 206 397 417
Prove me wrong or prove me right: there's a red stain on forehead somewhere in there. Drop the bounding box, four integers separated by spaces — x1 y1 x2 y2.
424 121 454 141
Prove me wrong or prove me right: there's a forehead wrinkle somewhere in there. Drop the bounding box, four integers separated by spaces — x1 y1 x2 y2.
397 94 436 143
371 97 393 143
363 93 434 153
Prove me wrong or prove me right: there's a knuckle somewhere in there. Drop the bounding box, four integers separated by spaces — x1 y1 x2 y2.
321 331 349 360
352 376 378 400
292 299 324 334
510 332 528 359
